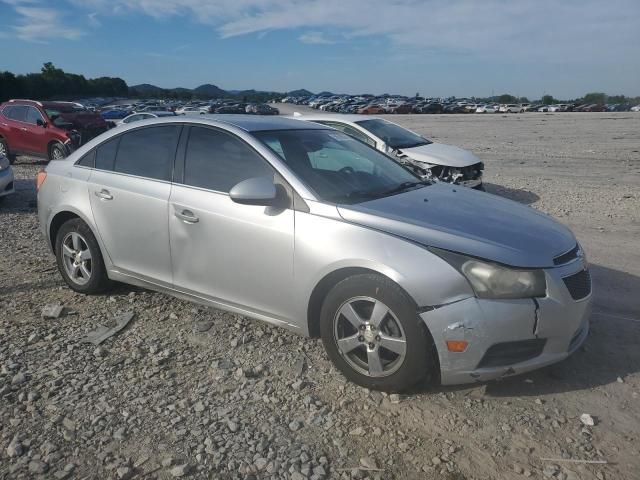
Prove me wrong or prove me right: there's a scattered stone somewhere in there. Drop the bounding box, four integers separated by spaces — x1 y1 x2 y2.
580 413 596 426
194 320 214 332
170 464 190 477
349 426 365 436
42 304 64 319
513 464 525 474
289 420 303 431
432 456 442 465
6 440 23 457
293 356 306 377
28 460 49 474
11 372 27 385
360 457 378 469
116 466 133 480
389 393 403 404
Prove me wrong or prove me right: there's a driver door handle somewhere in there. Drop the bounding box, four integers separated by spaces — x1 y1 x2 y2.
94 189 113 200
175 209 199 224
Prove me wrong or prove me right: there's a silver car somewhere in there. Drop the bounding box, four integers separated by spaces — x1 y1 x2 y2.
37 116 591 391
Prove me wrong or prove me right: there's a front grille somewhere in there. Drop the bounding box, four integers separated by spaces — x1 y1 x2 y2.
477 339 546 369
563 269 591 300
554 244 580 265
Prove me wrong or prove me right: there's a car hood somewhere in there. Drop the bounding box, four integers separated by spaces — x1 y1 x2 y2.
337 184 575 268
399 143 480 168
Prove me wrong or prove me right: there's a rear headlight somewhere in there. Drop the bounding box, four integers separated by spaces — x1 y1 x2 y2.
36 169 47 192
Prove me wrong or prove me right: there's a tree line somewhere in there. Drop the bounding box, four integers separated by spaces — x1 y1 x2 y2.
0 63 128 102
1 63 638 106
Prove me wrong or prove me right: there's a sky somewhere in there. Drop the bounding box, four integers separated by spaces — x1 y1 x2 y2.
0 0 639 99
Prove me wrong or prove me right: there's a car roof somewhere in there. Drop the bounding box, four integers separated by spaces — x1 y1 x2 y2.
289 113 371 124
116 114 332 133
203 114 326 132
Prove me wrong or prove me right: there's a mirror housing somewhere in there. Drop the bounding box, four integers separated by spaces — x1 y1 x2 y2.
229 176 278 206
37 119 47 127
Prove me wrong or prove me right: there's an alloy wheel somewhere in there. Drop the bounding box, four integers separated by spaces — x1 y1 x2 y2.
61 232 92 285
333 296 407 377
0 142 7 157
52 146 65 160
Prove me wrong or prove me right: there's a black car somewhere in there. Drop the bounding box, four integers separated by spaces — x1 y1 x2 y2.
214 104 248 114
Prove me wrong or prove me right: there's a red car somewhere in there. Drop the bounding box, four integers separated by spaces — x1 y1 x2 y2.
0 99 108 163
357 105 386 114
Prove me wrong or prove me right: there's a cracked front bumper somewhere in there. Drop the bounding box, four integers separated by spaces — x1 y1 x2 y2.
421 260 592 385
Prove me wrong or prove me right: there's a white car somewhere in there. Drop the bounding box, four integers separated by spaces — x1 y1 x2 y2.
292 113 484 189
475 105 499 113
499 104 524 113
0 154 15 201
118 111 178 126
631 105 640 112
176 106 207 115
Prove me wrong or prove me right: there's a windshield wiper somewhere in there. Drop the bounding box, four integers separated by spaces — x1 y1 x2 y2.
378 180 431 197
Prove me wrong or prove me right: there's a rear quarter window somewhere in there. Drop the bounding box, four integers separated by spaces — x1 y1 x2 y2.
114 126 180 181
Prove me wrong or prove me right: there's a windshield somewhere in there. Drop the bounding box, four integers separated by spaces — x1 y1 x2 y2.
355 119 432 149
254 129 427 204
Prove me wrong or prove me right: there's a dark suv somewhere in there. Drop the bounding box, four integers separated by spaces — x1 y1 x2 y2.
0 99 108 163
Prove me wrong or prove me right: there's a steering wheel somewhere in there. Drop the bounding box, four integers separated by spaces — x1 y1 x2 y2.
339 166 355 175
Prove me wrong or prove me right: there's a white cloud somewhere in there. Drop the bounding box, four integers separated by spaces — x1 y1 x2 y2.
67 0 640 65
3 1 84 41
299 31 335 45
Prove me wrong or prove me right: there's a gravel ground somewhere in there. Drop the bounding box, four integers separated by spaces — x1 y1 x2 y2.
1 110 639 480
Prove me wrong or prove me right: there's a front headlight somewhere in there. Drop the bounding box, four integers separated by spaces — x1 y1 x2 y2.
430 248 546 299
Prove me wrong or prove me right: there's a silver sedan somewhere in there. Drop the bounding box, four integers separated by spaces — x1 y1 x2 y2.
37 116 591 391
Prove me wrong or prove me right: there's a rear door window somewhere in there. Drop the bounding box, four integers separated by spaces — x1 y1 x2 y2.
95 136 120 171
7 105 28 122
183 126 273 192
114 126 180 181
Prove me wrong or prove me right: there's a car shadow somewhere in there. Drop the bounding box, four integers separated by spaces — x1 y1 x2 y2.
415 263 640 398
483 182 540 205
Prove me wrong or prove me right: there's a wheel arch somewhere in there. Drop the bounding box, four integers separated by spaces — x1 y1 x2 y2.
306 267 416 338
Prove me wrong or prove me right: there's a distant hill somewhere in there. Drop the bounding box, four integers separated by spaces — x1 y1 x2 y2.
192 84 227 98
128 83 313 101
287 89 313 97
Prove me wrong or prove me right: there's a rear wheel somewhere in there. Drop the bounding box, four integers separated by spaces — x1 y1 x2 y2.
0 138 15 164
55 218 113 294
49 142 66 161
320 273 437 392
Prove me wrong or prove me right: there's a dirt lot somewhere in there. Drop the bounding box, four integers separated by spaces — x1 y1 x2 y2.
1 111 639 480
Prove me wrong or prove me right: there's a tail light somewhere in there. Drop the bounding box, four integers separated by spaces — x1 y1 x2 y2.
36 169 47 192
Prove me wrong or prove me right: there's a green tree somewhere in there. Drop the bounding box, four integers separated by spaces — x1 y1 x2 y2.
582 92 606 104
542 95 556 105
498 93 517 103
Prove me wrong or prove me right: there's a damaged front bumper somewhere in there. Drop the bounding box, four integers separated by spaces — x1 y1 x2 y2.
401 158 484 189
421 259 592 385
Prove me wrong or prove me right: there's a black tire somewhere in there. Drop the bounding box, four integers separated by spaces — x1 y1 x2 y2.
320 273 438 392
55 218 113 294
0 138 15 164
49 142 66 161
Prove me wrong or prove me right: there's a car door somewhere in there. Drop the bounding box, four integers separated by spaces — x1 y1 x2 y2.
169 125 295 322
22 107 50 156
3 105 28 152
88 125 181 285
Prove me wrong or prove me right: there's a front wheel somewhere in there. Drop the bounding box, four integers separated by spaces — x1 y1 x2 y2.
49 142 67 161
0 138 15 164
320 273 438 392
55 218 113 294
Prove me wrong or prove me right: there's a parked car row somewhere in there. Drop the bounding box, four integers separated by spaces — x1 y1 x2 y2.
283 95 640 114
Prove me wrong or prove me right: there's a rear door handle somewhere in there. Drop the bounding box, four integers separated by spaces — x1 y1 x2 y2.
175 209 199 224
94 189 113 200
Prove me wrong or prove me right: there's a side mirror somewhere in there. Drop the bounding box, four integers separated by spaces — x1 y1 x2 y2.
37 119 47 127
229 176 278 206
